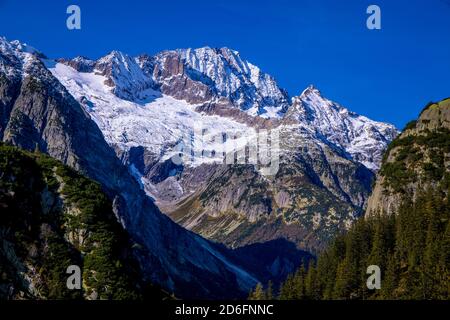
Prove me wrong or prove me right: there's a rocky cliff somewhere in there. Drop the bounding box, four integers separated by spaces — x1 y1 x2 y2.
46 41 397 254
0 37 259 299
366 97 450 216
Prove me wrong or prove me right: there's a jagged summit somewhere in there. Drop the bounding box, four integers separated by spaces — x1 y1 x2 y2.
0 35 259 300
155 46 291 117
288 84 398 170
0 35 404 298
299 84 321 96
59 44 290 117
2 36 398 171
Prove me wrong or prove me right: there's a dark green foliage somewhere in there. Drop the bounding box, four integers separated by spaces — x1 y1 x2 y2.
380 128 450 192
0 143 81 299
276 188 449 300
0 143 166 300
248 283 266 300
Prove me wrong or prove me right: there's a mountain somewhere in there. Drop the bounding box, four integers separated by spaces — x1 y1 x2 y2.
0 143 167 299
141 47 290 118
0 36 399 298
366 97 450 216
160 134 375 252
43 43 397 255
0 37 263 299
276 98 450 300
46 43 398 255
285 85 398 171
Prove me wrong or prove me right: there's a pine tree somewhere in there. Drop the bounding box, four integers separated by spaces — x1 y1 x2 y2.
305 261 320 300
266 280 273 300
423 189 442 298
292 265 305 299
368 214 385 269
278 275 294 300
249 283 265 300
381 251 399 299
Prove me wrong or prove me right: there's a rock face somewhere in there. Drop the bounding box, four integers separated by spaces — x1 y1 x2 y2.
44 41 397 255
0 144 165 300
0 36 400 297
285 86 398 171
161 126 374 253
0 37 261 299
144 47 290 117
366 97 450 216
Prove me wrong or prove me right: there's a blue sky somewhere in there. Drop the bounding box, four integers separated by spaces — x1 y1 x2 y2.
1 0 449 128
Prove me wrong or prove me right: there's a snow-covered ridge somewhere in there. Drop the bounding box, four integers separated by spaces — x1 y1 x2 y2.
0 37 42 77
174 47 290 117
94 50 154 101
48 61 256 165
288 85 399 170
61 45 290 118
1 38 398 171
53 46 398 171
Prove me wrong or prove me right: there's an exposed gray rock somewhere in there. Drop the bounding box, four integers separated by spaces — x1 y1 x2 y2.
0 37 258 299
366 98 450 216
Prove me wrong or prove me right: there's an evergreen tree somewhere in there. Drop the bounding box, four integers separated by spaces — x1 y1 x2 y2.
266 280 273 300
381 251 399 299
278 187 449 300
249 283 265 300
278 275 295 300
304 261 320 299
292 265 305 299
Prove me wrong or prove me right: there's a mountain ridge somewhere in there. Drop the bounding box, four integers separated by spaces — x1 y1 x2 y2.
0 36 400 298
0 36 262 299
366 97 450 216
53 43 398 171
40 38 397 254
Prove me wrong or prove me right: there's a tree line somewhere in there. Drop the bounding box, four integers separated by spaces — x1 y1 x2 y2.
249 186 449 300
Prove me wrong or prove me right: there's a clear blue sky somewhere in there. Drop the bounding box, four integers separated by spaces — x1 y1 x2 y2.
1 0 449 128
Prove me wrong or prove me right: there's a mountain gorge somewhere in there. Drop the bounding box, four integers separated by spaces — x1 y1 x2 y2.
51 45 397 254
0 38 261 299
0 37 399 299
273 98 450 300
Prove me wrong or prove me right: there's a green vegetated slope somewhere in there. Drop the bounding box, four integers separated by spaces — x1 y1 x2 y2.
367 97 450 215
255 98 450 300
272 189 449 300
0 143 167 300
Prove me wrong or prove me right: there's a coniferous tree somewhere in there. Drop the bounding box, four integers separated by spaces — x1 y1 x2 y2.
381 251 399 299
266 280 273 300
278 275 295 300
278 187 449 300
304 261 320 299
292 265 305 299
249 283 265 300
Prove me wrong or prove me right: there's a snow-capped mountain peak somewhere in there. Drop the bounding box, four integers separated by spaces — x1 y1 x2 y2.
299 84 321 97
7 34 397 172
152 46 290 117
287 85 398 170
0 37 49 78
93 50 154 101
9 40 43 57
